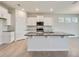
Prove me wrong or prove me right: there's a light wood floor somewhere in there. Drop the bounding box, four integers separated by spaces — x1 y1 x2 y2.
0 38 79 57
0 39 30 57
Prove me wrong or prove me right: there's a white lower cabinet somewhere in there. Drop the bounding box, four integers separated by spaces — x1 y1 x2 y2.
2 32 11 44
0 32 11 44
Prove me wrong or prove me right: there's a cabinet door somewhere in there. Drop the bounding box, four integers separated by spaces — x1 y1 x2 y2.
27 17 37 25
37 16 44 22
27 17 53 26
2 32 11 43
0 6 8 19
7 14 11 25
44 17 52 25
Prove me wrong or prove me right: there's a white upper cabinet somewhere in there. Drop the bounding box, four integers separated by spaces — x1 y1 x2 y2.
27 17 37 25
0 6 11 25
27 17 52 26
44 17 52 25
0 6 8 19
37 16 44 22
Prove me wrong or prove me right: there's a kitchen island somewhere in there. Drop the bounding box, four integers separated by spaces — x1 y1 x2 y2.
25 32 74 51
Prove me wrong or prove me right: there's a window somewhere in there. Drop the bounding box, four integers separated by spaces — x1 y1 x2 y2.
58 16 78 23
72 17 78 23
65 17 71 23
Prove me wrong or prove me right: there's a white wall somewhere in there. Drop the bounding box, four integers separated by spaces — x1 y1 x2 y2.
15 10 27 40
53 14 79 36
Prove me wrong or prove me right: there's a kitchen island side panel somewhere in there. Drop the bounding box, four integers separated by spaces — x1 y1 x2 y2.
26 36 69 51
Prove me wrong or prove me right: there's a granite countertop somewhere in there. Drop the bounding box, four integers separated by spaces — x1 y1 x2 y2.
24 32 74 36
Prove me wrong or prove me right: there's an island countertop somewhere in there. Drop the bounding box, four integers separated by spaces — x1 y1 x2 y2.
24 32 74 36
25 32 73 51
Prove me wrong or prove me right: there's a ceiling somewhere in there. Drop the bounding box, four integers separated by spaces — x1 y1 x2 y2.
1 1 79 14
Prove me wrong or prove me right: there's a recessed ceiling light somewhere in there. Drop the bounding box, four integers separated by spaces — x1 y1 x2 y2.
50 8 53 12
22 8 24 11
35 8 40 12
